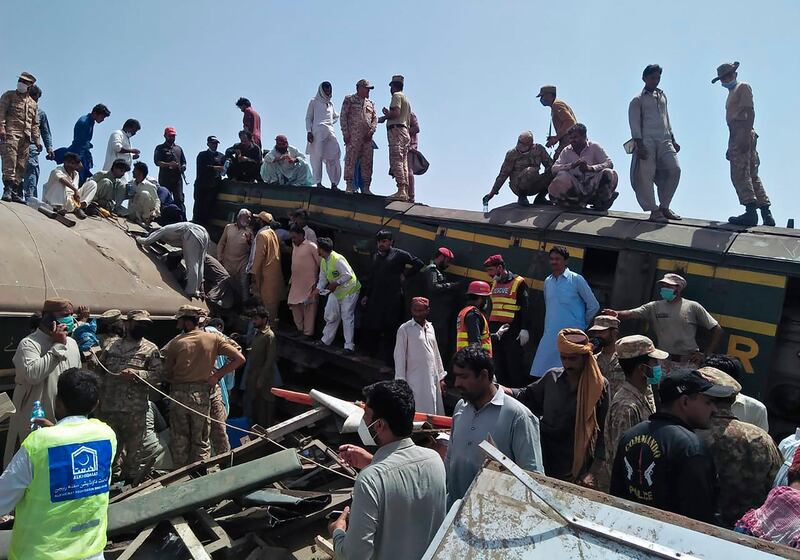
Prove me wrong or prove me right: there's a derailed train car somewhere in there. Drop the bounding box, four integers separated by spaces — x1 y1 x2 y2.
212 181 800 439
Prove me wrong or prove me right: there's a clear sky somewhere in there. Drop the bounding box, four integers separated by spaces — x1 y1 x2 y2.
3 0 798 225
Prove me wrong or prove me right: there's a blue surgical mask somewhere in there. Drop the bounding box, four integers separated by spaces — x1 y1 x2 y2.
660 287 676 302
56 315 76 334
721 79 738 90
645 364 663 385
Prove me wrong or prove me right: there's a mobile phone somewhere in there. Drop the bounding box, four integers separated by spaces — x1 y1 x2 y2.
325 510 345 520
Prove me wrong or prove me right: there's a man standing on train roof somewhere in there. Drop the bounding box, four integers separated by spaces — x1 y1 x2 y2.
537 85 577 160
54 103 111 185
603 273 724 372
193 135 225 227
306 81 342 189
236 97 262 148
153 126 187 214
22 84 53 201
378 75 413 202
1 72 41 202
483 131 554 208
628 64 682 222
531 246 599 377
483 254 532 387
341 79 378 194
712 61 775 227
455 281 493 356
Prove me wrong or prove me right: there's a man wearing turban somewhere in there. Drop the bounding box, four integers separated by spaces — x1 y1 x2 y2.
508 328 609 483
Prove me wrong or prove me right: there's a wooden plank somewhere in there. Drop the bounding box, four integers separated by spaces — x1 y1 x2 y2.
169 516 212 560
108 448 303 536
193 508 232 554
254 406 332 442
115 525 156 560
314 535 335 558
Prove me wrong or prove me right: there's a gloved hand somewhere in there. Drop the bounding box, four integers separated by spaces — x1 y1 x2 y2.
517 329 530 346
135 237 145 245
496 324 510 338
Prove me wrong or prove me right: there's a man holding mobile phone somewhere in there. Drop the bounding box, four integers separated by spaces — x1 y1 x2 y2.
4 298 81 467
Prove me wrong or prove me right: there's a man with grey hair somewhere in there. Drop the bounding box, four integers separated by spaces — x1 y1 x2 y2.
217 208 253 299
603 273 724 371
483 131 553 207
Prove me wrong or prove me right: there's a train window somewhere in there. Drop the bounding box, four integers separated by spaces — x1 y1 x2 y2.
581 248 619 309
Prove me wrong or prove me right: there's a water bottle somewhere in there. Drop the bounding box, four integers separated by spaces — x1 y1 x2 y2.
222 160 230 177
483 201 489 213
30 400 45 431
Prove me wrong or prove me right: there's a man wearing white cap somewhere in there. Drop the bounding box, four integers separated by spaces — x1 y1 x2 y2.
603 273 723 371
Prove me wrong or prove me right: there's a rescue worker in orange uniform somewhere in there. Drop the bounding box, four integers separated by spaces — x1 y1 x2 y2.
483 254 532 386
455 281 493 356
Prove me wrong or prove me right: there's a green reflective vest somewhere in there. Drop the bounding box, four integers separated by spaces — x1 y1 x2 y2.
321 251 361 299
11 418 117 560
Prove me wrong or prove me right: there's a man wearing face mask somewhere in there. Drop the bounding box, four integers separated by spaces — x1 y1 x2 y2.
97 310 162 482
306 81 342 189
483 130 554 207
610 369 733 523
331 380 446 560
603 273 723 372
0 72 41 202
712 62 774 227
5 298 81 467
603 335 665 487
341 79 378 194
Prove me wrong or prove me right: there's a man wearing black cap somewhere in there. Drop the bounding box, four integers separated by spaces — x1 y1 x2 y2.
610 369 734 523
193 135 225 227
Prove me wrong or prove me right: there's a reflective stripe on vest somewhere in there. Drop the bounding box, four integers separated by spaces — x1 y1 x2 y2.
456 306 493 356
489 275 525 323
11 419 117 560
321 251 361 300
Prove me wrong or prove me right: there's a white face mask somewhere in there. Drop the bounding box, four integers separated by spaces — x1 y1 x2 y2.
16 82 29 94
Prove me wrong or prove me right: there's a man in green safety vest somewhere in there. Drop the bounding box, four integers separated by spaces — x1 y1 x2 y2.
313 236 361 354
0 367 116 560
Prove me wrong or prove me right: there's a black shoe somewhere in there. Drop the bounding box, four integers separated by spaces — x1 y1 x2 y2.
759 206 776 227
73 207 87 220
532 192 550 206
517 195 530 207
85 203 100 217
1 190 10 202
343 348 355 355
331 184 339 191
729 203 758 227
9 190 25 204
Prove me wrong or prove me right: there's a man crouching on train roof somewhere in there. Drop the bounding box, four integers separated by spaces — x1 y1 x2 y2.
603 273 723 372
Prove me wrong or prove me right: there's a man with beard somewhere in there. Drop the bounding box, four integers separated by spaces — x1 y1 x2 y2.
446 346 542 507
217 208 253 299
153 126 187 213
483 131 554 207
250 211 285 325
340 79 378 194
260 134 314 186
419 247 459 364
226 130 262 182
360 230 424 363
587 314 624 398
97 310 162 482
306 81 342 189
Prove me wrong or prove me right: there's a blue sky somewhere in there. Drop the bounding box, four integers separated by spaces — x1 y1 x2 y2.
3 0 798 225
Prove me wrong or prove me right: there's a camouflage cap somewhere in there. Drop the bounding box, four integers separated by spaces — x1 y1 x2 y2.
616 335 669 360
587 315 620 333
99 309 122 322
175 305 205 319
537 85 557 97
697 366 742 395
356 79 374 90
658 273 686 290
127 309 152 323
711 61 740 84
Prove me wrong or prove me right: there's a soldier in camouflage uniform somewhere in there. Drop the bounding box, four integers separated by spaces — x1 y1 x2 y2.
602 335 666 489
162 305 244 467
1 72 41 202
98 310 162 482
97 309 125 349
697 366 782 528
340 79 378 194
588 315 625 399
483 131 554 207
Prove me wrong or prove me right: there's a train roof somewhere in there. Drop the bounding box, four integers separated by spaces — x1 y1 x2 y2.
0 203 197 318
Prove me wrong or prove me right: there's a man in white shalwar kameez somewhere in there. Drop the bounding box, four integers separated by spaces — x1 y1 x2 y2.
393 297 447 415
4 298 82 467
136 221 209 299
305 81 342 189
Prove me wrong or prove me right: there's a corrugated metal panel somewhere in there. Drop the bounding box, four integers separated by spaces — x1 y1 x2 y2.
426 467 795 559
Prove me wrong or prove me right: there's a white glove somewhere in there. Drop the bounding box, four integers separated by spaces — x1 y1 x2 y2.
135 237 145 245
517 329 530 346
496 324 510 338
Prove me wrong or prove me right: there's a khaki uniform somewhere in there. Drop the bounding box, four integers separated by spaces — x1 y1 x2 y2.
387 91 412 191
550 99 577 159
0 90 40 185
341 93 378 188
595 351 625 400
245 325 277 428
698 408 782 527
726 82 769 206
490 144 553 198
162 328 241 467
98 337 162 481
209 384 230 456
